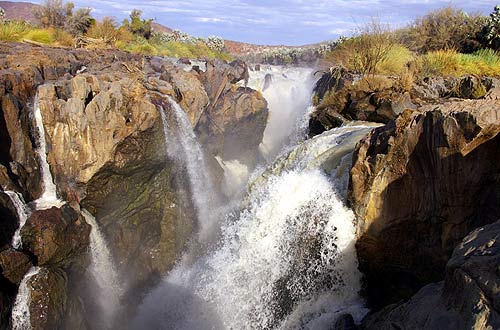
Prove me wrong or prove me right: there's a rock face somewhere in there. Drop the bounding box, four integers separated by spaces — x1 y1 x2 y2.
21 206 90 266
362 220 500 330
349 99 500 308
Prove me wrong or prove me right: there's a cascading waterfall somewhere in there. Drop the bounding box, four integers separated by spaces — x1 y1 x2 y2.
32 95 63 210
159 97 221 245
246 66 316 160
132 123 374 330
81 209 123 328
4 191 29 249
11 266 41 330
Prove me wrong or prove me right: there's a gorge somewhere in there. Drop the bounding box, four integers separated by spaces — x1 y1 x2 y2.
0 41 499 330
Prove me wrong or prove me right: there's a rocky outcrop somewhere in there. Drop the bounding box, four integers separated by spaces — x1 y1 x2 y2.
21 206 90 267
195 59 267 163
362 220 500 330
309 73 417 137
309 71 499 137
349 99 500 308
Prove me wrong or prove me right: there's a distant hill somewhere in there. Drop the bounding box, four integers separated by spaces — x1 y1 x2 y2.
0 1 39 23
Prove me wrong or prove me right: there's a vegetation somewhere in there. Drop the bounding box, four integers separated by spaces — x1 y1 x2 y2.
0 0 232 59
320 5 500 79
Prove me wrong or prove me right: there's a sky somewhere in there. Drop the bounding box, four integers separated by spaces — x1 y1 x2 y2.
30 0 499 45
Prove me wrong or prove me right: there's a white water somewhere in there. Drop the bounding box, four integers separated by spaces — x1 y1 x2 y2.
4 191 30 249
246 66 316 160
132 124 371 330
32 95 64 210
159 97 221 245
81 209 123 328
11 266 41 330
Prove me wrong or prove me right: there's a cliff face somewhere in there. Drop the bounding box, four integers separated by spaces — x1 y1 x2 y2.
0 43 268 328
349 98 500 308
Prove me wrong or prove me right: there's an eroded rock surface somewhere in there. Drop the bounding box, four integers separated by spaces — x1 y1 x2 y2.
350 99 500 307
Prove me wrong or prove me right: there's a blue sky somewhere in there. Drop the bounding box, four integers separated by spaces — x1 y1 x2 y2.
31 0 499 45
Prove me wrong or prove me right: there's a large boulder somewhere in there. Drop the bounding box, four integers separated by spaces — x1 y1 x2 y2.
362 220 500 330
195 86 268 162
21 206 90 267
350 99 500 308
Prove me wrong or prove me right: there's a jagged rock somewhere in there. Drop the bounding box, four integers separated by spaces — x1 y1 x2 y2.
21 206 90 266
200 59 249 106
309 76 416 137
350 100 500 308
362 220 500 330
195 86 268 162
0 248 31 285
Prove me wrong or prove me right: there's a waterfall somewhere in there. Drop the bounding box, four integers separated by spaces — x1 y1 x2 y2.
81 209 123 328
11 266 41 330
4 191 30 249
246 66 316 160
159 97 221 245
132 124 373 330
32 95 63 210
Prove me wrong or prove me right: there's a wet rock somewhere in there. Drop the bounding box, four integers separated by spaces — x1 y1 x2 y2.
334 314 358 330
362 220 500 330
0 192 17 248
21 206 90 267
350 100 500 308
0 248 31 285
27 267 67 330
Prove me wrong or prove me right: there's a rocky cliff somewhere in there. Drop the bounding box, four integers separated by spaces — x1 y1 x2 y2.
348 97 500 309
0 43 268 329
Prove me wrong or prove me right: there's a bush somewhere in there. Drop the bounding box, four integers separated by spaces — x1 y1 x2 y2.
86 17 119 43
122 9 152 39
65 7 93 36
400 7 486 53
484 5 500 49
324 21 395 75
53 28 74 46
376 44 415 75
34 0 74 28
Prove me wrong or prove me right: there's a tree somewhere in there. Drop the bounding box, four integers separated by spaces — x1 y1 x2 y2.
0 7 5 22
65 7 93 36
34 0 74 28
122 9 152 39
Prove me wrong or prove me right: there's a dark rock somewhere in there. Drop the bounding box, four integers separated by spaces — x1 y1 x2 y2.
21 205 90 266
452 75 487 99
0 248 31 284
362 220 500 330
350 100 500 308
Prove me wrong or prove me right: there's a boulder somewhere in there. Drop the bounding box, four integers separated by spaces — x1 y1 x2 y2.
362 220 500 330
21 206 90 267
195 86 268 162
0 248 31 285
350 99 500 308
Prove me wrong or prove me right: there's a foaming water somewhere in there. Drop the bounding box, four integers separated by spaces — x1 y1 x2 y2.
11 266 41 330
246 66 316 160
132 125 372 330
32 95 64 210
4 191 30 249
81 209 123 328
